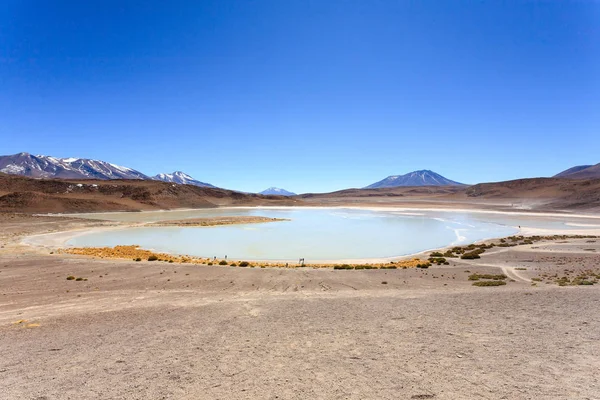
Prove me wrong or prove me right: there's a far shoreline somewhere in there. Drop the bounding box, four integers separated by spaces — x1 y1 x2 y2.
40 203 600 220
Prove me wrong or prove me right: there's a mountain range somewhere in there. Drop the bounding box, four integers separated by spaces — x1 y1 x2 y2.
365 170 464 189
0 153 216 188
2 152 600 195
0 152 149 180
259 187 296 196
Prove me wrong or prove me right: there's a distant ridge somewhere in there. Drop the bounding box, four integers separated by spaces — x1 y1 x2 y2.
153 171 215 188
554 164 600 179
0 173 299 213
259 187 296 196
365 170 464 189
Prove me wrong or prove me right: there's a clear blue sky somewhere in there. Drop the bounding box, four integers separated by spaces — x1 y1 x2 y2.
1 1 598 193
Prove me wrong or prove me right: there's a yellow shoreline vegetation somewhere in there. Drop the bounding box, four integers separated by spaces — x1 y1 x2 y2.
59 245 426 269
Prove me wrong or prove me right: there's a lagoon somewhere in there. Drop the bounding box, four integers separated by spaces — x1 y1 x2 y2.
61 207 566 262
65 207 600 262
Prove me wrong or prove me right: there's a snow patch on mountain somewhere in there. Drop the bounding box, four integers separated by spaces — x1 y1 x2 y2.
152 171 216 188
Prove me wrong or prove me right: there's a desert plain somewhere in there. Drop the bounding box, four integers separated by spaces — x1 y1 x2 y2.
1 197 600 400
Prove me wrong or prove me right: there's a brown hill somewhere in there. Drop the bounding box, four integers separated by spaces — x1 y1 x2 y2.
0 173 300 213
298 179 600 211
453 178 600 210
554 163 600 180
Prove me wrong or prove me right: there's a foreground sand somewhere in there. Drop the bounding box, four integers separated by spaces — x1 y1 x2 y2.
1 213 600 399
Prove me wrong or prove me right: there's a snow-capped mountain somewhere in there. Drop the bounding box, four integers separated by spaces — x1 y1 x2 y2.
152 171 215 188
365 170 464 188
259 187 297 196
0 152 149 180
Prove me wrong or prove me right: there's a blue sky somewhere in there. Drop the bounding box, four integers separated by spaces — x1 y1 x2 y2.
1 1 598 193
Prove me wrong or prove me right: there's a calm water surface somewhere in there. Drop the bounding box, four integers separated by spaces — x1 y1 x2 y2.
66 207 598 261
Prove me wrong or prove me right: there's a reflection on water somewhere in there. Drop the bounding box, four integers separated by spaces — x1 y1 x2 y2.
66 207 596 261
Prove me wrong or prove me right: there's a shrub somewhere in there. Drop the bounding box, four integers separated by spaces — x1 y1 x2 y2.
334 264 353 270
416 263 431 269
218 260 228 266
429 257 447 264
472 281 506 287
238 261 250 267
468 274 507 281
461 252 481 260
207 262 213 266
229 263 237 267
148 255 158 261
75 277 84 281
66 276 75 280
134 257 142 262
579 280 595 285
430 252 444 257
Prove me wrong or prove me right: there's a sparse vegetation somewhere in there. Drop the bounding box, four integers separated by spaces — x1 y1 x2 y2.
334 264 353 270
460 252 480 260
428 257 447 265
473 280 506 287
578 280 595 286
355 265 375 270
468 274 507 281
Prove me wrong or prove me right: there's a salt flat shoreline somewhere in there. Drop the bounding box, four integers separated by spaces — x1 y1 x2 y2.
23 205 600 264
47 203 600 219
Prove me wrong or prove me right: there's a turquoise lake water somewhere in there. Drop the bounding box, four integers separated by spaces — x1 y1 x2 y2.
62 207 553 261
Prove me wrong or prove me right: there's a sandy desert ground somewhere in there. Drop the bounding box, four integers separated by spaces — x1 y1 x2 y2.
1 212 600 399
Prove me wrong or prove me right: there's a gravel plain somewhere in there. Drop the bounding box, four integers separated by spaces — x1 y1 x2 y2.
1 214 600 399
